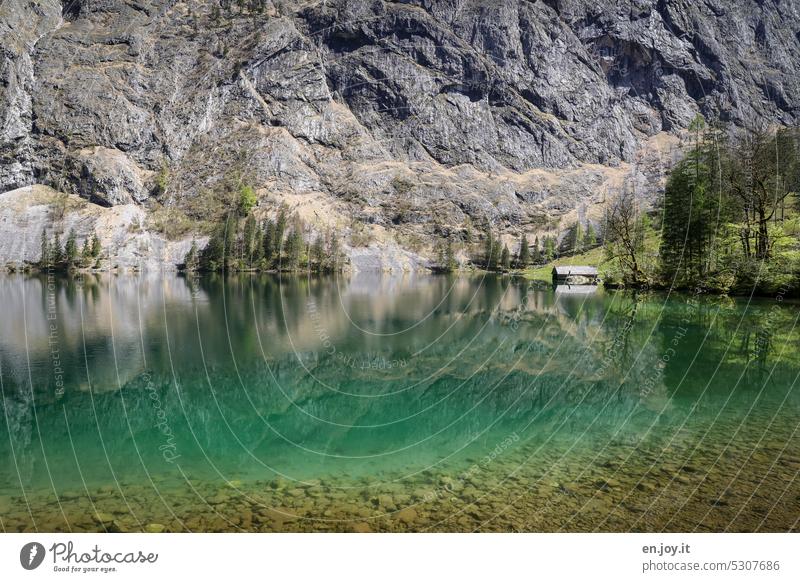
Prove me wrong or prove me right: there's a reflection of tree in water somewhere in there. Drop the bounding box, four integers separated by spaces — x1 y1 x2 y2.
1 274 799 493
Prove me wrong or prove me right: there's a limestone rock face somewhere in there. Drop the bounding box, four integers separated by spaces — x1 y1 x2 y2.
1 0 798 268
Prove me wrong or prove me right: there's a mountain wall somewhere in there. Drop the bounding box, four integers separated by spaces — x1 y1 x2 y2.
1 0 798 269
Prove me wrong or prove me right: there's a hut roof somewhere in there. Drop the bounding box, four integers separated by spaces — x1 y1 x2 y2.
552 266 598 276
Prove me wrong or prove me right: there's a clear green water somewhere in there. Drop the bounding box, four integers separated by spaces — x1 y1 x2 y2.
0 273 798 532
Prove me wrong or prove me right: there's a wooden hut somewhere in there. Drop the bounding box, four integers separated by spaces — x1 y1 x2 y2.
551 266 599 285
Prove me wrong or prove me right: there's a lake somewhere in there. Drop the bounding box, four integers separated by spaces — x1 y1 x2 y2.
0 272 798 532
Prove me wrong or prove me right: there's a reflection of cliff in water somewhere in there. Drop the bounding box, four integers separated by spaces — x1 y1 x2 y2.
2 274 798 490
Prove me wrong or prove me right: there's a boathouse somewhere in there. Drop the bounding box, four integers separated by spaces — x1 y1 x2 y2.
551 266 599 285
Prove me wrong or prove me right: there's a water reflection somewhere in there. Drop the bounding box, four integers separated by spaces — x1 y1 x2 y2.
0 273 798 531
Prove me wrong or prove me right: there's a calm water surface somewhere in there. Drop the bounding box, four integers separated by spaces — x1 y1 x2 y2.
0 273 798 532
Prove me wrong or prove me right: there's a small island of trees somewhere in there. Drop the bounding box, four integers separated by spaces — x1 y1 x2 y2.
183 186 344 273
37 229 103 271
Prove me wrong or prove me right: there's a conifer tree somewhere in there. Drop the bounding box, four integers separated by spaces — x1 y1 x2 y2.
543 236 556 262
531 236 541 264
81 238 92 266
90 233 102 258
64 229 78 266
516 234 530 268
52 232 64 265
500 244 511 271
40 230 50 268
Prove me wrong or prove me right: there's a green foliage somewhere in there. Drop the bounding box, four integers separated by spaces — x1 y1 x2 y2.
64 229 78 265
483 230 502 271
40 230 50 268
500 244 511 271
238 185 257 215
516 235 530 268
242 214 262 267
90 234 101 258
435 238 457 272
263 219 276 264
282 224 304 270
658 121 800 293
37 229 101 271
155 162 169 197
81 238 92 265
659 115 725 284
275 206 288 257
200 215 237 271
543 236 556 262
51 232 64 265
531 236 541 264
184 240 199 271
310 236 325 270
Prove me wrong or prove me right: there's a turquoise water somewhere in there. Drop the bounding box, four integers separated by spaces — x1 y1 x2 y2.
0 272 798 532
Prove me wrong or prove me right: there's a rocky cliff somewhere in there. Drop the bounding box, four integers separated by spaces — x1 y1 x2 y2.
1 0 799 269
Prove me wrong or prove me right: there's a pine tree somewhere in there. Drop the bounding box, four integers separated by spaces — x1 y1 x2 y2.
90 234 101 258
500 244 511 271
328 231 341 272
200 215 236 271
200 226 225 271
64 229 78 266
310 235 325 271
444 239 456 272
274 207 288 261
543 237 556 262
81 238 92 266
659 114 719 283
483 230 502 271
52 232 64 266
516 235 530 268
242 214 260 268
283 226 303 270
263 219 275 267
184 240 199 271
532 236 541 264
40 230 50 268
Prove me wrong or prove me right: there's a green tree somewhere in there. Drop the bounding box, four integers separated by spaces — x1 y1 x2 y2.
90 234 102 258
483 230 502 271
543 236 556 262
435 238 457 272
516 234 530 268
184 240 199 271
659 115 723 283
274 206 288 261
155 162 169 197
242 214 261 268
263 219 276 266
40 230 50 268
200 214 237 271
81 237 92 266
500 244 511 271
531 236 541 264
51 232 64 265
238 185 257 215
310 235 325 271
725 126 800 260
64 229 78 266
327 231 342 272
283 226 304 270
